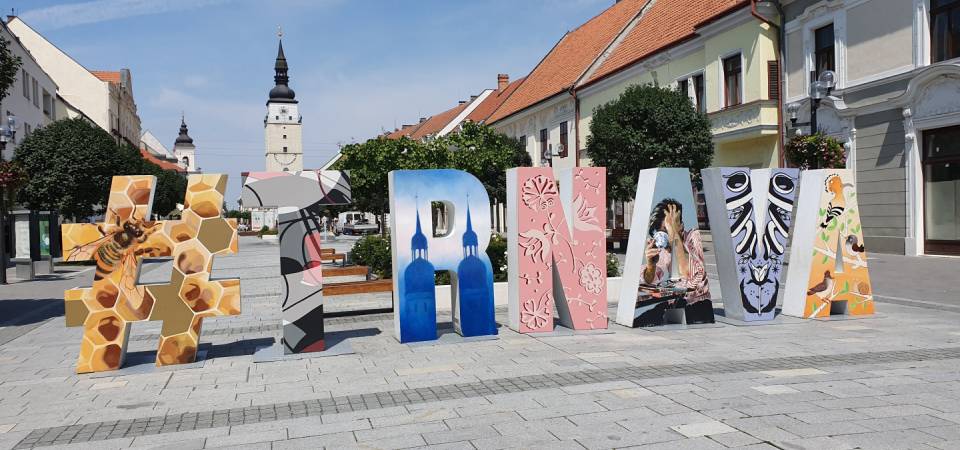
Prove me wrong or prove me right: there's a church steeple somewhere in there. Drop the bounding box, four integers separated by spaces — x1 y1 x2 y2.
411 205 429 260
269 30 296 103
462 204 478 257
175 115 193 145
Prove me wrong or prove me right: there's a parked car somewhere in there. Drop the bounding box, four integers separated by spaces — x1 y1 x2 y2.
338 211 379 236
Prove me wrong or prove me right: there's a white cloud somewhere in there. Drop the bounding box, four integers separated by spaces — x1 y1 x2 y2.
20 0 237 30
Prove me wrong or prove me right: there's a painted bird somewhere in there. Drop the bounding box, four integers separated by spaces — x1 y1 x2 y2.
845 235 865 254
807 270 834 301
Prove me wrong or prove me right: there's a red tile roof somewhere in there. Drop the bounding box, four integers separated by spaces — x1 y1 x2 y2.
487 0 649 123
584 0 748 84
385 121 425 139
91 70 121 84
140 147 185 173
409 102 470 140
466 77 525 124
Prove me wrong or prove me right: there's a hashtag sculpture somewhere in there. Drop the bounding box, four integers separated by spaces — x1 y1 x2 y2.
62 175 240 373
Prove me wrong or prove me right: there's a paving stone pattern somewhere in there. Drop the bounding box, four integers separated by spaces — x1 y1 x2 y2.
13 346 960 448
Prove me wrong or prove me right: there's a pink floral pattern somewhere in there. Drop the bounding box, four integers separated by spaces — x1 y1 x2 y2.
578 263 604 294
510 168 607 333
520 294 553 330
521 175 558 211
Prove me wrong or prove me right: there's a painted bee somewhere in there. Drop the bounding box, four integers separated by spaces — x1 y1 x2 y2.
66 209 166 289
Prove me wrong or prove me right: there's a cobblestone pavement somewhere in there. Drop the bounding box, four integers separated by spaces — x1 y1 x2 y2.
0 237 959 449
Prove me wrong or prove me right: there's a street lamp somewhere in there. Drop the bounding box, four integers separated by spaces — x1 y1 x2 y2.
0 113 14 284
787 70 835 135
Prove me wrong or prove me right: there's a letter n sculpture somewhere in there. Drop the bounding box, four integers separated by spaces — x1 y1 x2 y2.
506 167 608 333
241 170 352 353
62 175 240 373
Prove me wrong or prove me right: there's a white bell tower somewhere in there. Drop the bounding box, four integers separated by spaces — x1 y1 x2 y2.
265 29 302 172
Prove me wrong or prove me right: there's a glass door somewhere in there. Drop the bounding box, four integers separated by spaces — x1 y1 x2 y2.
922 126 960 255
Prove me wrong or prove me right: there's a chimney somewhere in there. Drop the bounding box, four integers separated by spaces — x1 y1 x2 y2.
497 73 509 91
458 100 467 105
470 95 478 101
419 117 427 123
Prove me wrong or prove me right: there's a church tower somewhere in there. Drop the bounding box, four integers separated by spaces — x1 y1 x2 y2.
456 205 496 337
401 208 437 343
172 116 196 172
264 33 303 172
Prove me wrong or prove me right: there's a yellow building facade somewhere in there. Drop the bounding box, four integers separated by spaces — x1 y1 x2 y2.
577 9 782 169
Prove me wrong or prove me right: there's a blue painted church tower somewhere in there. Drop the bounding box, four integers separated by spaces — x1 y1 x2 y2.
401 209 437 342
456 206 497 336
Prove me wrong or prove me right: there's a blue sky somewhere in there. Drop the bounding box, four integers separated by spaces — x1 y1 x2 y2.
11 0 615 206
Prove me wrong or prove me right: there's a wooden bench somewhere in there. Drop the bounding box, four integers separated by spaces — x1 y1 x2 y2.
607 228 630 250
318 248 346 262
321 265 369 278
324 279 393 296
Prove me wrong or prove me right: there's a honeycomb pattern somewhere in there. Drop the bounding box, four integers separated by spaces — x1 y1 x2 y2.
62 174 240 373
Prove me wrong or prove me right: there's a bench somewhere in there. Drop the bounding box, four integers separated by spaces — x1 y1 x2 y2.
324 279 393 296
321 265 369 278
607 228 630 250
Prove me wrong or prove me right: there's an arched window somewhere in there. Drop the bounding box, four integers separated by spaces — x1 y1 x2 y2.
182 156 190 168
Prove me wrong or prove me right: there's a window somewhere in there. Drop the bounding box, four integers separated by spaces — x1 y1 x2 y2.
519 135 526 148
22 70 29 100
32 79 39 107
723 54 742 108
932 0 960 63
693 74 705 112
559 122 569 158
814 24 835 79
283 134 287 139
283 146 288 152
275 115 279 120
678 79 689 98
24 123 30 137
42 90 52 117
539 128 548 165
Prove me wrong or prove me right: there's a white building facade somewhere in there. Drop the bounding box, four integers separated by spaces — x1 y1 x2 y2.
783 0 960 256
0 20 57 160
6 17 141 148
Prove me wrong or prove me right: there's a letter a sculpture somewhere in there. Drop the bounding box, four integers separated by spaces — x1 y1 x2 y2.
62 175 240 373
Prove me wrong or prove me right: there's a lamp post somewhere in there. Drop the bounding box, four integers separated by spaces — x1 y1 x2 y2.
0 113 16 284
787 70 836 135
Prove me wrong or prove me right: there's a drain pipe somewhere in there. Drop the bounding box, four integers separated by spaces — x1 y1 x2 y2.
751 0 787 167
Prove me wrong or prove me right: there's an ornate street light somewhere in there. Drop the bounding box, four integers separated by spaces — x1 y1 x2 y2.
787 71 836 135
0 113 15 284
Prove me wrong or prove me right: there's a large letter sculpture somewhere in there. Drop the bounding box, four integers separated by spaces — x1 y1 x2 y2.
63 175 240 373
616 168 714 327
506 167 608 333
703 168 799 321
783 169 874 318
388 169 497 343
241 170 351 353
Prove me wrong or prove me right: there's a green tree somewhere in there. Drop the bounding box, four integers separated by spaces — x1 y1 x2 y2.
586 84 714 200
442 121 530 204
0 35 22 105
14 118 184 219
115 143 187 217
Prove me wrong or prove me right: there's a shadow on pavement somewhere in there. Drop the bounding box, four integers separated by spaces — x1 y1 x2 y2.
0 298 64 326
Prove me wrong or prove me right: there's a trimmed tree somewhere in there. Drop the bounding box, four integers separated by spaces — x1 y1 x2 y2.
14 118 185 219
586 83 714 200
444 121 530 204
